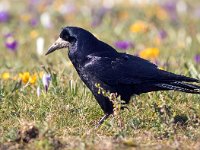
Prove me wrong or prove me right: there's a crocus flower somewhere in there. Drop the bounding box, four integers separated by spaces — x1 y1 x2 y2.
4 34 18 52
42 73 51 92
158 29 167 40
193 8 200 19
163 1 177 13
139 48 160 60
36 86 40 97
36 37 44 55
1 72 10 80
194 54 200 63
19 72 30 84
29 74 37 84
20 14 31 23
130 21 148 33
0 11 10 23
155 6 168 20
114 41 134 50
176 0 187 15
30 30 39 39
19 72 37 85
162 1 178 21
29 0 40 5
55 3 76 15
91 7 108 27
40 12 52 28
29 18 38 27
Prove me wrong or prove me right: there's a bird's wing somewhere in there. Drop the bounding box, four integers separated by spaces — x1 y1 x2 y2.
83 53 197 86
83 53 155 85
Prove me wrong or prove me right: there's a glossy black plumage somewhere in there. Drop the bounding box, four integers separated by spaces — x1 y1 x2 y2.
46 26 200 125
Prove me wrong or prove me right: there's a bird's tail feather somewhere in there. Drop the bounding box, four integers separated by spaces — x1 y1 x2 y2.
155 82 200 94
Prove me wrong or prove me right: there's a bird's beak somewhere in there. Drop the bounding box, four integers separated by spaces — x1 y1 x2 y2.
45 37 69 55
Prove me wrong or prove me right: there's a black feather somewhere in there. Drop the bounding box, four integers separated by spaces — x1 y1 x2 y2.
155 82 200 94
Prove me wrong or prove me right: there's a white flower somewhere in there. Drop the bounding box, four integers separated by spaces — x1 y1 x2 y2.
40 12 52 28
36 37 44 55
176 0 187 14
0 1 10 12
37 86 40 97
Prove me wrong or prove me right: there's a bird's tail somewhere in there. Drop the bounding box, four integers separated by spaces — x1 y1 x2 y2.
155 81 200 94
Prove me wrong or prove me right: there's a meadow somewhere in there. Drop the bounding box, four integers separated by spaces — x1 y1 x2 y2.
0 0 200 149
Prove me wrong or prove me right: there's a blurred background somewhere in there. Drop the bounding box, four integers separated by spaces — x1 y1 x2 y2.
0 0 200 83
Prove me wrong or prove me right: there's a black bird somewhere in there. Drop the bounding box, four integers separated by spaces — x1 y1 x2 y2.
46 26 200 125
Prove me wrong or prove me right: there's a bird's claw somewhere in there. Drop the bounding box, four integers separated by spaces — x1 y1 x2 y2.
95 113 110 128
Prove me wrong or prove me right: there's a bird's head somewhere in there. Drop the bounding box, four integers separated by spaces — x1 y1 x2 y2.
45 26 97 56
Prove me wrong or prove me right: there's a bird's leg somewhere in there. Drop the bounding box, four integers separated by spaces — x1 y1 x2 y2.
96 113 110 128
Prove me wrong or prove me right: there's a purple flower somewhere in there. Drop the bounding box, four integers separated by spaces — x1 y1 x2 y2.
42 73 51 92
193 7 200 19
91 7 109 27
4 34 18 52
4 33 12 38
29 18 38 27
158 29 167 40
162 1 178 21
163 1 176 12
0 11 10 23
194 54 200 63
30 0 40 4
57 3 76 15
114 41 134 50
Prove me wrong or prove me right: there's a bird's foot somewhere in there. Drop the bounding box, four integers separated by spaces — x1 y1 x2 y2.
95 113 110 128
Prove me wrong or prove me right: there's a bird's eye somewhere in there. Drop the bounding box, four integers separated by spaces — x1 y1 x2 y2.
60 30 77 43
67 36 77 43
60 34 76 43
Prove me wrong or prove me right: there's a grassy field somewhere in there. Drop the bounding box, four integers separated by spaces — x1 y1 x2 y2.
0 0 200 149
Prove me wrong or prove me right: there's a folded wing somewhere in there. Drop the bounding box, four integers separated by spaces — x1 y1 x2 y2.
84 52 200 94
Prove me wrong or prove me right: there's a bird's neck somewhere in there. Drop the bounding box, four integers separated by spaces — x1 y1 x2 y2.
68 49 85 70
68 39 118 69
68 41 93 66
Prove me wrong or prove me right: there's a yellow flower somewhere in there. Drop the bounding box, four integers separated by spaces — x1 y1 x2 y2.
38 3 46 12
130 21 148 33
19 72 30 84
119 11 129 20
53 0 64 11
1 72 10 80
30 30 39 39
145 6 168 21
21 14 31 22
29 74 37 84
19 72 38 85
139 48 160 60
156 6 168 20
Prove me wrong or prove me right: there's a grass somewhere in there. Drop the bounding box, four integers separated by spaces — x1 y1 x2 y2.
0 0 200 149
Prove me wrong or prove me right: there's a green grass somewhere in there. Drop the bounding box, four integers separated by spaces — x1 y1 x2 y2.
0 1 200 149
